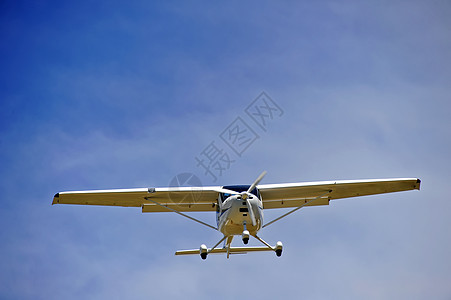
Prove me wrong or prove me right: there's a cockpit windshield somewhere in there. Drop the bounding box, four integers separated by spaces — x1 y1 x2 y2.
222 193 232 199
220 185 260 202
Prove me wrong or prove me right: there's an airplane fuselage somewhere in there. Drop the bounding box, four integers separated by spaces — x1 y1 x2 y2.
217 192 263 236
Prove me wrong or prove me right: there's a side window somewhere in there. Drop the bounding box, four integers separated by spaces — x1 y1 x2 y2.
221 193 231 202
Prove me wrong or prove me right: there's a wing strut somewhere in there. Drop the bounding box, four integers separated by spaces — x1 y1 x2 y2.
144 197 218 231
262 190 332 228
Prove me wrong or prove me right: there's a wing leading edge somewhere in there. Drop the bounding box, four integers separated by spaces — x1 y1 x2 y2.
259 178 421 209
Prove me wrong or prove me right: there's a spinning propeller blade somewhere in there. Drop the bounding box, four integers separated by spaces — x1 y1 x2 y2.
247 171 267 194
214 171 267 198
245 197 257 226
243 171 266 226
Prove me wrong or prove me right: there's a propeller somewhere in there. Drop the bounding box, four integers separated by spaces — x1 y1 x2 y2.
242 170 267 200
215 171 267 226
214 171 267 197
245 196 257 226
242 171 266 226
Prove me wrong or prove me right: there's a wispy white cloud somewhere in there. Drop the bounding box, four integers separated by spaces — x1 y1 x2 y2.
1 0 450 299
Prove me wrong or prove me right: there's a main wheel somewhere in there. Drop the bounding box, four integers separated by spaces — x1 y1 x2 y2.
201 253 207 260
242 238 249 244
275 249 282 257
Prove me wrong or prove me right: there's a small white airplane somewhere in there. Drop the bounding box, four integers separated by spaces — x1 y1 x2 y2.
53 172 420 259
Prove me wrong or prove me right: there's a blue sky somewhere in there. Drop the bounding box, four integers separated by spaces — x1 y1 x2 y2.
1 1 450 299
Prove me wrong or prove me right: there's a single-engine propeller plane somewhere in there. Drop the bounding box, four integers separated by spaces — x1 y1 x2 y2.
53 172 420 259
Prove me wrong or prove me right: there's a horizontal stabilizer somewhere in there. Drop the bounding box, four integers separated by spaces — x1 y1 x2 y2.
175 246 274 256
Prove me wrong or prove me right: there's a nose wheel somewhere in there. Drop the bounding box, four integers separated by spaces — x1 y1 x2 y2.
242 230 250 244
242 221 250 244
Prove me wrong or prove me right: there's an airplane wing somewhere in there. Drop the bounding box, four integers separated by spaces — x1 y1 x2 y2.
52 187 221 212
53 178 420 212
258 178 421 209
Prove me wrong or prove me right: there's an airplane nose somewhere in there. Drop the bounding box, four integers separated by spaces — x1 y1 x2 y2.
237 197 246 205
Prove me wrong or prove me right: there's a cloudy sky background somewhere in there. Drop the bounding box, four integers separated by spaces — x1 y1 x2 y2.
1 1 450 299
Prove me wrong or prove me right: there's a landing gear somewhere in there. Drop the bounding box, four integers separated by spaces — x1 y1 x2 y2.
200 244 208 260
195 236 282 259
242 222 249 244
252 235 283 257
198 236 229 260
275 241 283 257
242 230 250 244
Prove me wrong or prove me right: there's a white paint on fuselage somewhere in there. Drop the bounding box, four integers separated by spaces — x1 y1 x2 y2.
217 194 263 236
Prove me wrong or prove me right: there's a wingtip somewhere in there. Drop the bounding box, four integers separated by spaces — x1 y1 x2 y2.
52 193 60 205
416 179 421 190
